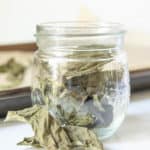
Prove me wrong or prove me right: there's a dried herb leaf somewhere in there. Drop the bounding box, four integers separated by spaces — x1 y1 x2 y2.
0 58 26 89
5 105 103 150
56 105 96 127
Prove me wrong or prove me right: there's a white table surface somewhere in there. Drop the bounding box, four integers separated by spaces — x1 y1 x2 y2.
0 90 150 150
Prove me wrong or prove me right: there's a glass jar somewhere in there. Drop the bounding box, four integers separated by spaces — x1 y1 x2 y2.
32 22 130 139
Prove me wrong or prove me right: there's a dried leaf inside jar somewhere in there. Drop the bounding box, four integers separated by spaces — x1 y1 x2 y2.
32 44 125 128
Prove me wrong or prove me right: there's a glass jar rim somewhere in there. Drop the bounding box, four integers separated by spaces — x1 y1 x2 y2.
36 21 126 37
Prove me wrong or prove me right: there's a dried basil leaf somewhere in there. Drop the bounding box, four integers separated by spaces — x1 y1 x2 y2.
56 105 96 127
18 137 41 148
5 105 103 150
0 58 26 89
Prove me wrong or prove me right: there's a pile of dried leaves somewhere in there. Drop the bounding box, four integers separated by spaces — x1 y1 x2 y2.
5 105 103 150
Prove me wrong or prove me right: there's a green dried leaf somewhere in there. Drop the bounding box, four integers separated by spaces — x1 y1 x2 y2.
18 137 41 147
0 58 26 90
5 105 103 150
56 105 96 127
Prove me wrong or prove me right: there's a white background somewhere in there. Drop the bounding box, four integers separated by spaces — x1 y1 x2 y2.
0 0 150 49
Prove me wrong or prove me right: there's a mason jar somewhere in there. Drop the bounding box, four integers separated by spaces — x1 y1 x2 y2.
31 22 130 139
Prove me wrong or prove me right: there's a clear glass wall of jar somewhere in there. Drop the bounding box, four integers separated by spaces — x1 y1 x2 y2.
32 22 130 139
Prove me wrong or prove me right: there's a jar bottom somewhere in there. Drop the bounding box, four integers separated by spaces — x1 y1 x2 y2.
94 114 125 140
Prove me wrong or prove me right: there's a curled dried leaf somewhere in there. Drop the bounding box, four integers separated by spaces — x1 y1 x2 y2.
5 105 103 150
